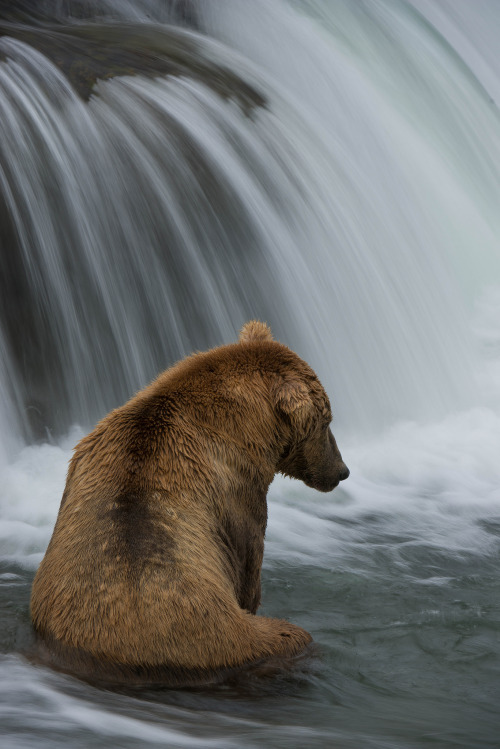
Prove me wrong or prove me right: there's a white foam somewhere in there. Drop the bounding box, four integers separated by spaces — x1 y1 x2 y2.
0 427 82 568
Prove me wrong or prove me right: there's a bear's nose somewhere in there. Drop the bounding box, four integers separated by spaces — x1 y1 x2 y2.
339 464 350 482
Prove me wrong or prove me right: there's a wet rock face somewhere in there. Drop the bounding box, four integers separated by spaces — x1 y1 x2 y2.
0 26 191 101
0 1 206 102
0 1 199 26
0 0 42 23
0 19 266 104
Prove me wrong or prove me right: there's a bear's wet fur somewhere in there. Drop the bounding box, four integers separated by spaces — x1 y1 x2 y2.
30 321 349 686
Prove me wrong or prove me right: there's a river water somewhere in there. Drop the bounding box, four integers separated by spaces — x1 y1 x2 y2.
1 1 499 747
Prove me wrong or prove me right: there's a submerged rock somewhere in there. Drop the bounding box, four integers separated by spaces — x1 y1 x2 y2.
0 21 266 110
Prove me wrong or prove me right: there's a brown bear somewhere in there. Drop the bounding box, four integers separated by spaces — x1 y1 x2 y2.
30 321 349 686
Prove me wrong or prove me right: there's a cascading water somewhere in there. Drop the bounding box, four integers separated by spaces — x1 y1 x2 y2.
3 0 498 445
1 2 499 747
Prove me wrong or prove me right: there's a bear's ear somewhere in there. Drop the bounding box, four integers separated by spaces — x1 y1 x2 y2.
239 320 274 343
272 377 313 423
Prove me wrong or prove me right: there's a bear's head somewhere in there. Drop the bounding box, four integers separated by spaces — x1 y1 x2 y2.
239 321 349 492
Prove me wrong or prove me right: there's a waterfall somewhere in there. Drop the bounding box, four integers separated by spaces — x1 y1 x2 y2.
1 0 499 450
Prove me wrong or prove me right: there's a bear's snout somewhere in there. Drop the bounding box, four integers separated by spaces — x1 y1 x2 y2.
338 463 350 482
